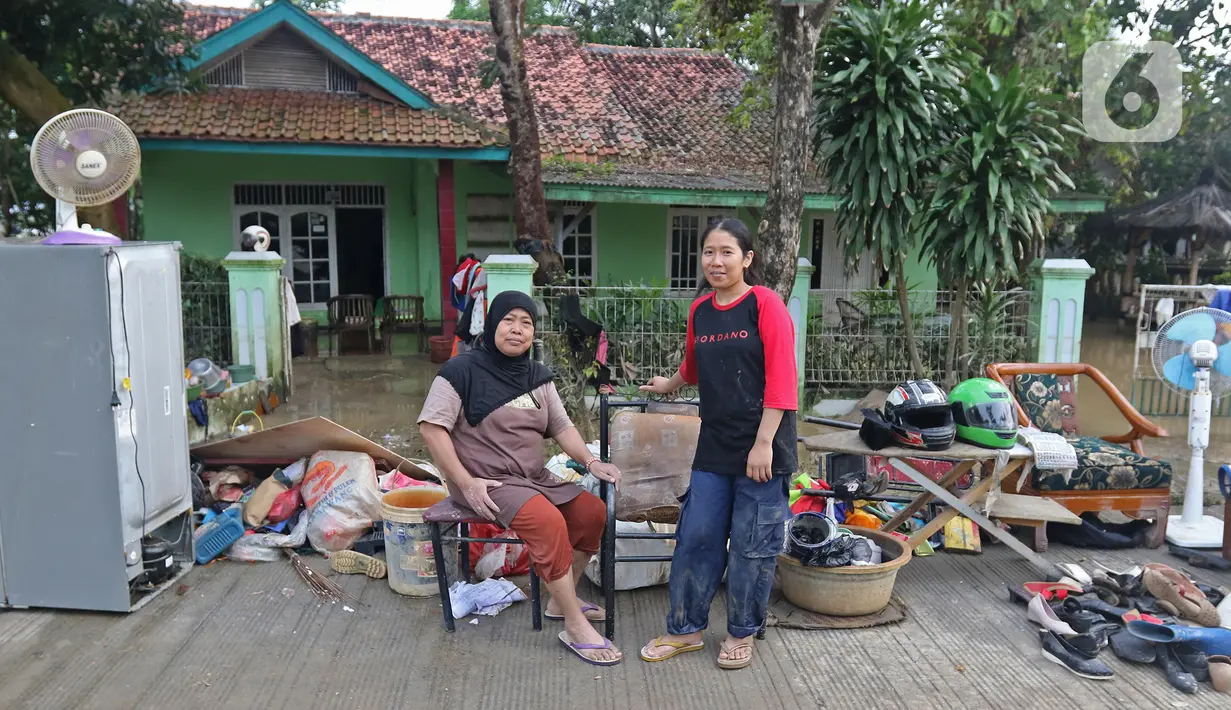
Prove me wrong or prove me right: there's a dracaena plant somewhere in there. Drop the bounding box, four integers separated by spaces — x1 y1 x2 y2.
812 0 967 377
919 67 1075 385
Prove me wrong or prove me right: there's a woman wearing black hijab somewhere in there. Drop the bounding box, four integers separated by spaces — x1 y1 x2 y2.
418 290 624 666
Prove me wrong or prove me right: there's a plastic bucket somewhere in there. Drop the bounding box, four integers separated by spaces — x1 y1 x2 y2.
428 335 453 364
381 486 452 597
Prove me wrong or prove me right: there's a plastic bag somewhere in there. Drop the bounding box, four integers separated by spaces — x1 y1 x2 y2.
244 473 289 527
583 520 674 590
470 525 531 580
266 486 302 524
301 450 382 553
228 513 310 562
606 412 699 519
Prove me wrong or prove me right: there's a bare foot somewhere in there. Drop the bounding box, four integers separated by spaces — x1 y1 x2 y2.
641 632 704 660
546 597 604 620
718 635 755 668
564 620 622 663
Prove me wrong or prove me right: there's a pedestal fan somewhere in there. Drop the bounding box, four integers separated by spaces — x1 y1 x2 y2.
1152 306 1231 547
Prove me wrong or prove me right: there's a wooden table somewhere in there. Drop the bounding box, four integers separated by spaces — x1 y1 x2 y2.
802 430 1081 573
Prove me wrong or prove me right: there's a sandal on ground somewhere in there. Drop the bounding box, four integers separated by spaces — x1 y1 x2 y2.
640 636 704 662
328 550 387 579
545 602 604 621
717 639 755 670
558 631 622 667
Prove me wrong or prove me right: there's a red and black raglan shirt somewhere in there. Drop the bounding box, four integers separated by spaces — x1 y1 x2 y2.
679 285 799 476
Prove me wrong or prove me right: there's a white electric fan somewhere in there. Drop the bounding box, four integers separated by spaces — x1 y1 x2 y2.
29 108 141 236
1151 306 1231 547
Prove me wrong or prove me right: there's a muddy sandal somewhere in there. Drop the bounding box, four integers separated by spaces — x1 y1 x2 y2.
640 636 704 662
328 550 387 579
717 640 755 670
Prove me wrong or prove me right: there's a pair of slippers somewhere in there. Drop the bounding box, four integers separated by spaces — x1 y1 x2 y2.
639 636 755 670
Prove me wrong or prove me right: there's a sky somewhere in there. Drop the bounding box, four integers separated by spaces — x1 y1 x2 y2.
198 0 454 19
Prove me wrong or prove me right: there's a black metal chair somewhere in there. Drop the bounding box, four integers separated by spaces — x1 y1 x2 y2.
425 496 543 633
596 391 699 641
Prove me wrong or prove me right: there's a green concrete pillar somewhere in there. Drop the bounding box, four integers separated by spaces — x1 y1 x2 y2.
1028 258 1096 363
789 258 816 404
222 251 287 390
483 254 537 302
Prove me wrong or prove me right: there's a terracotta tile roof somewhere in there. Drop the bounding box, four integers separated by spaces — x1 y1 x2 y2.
163 5 816 191
112 89 504 148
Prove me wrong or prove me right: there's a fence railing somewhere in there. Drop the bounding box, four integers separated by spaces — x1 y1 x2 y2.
804 287 1031 394
535 283 1033 398
536 285 694 388
182 279 232 365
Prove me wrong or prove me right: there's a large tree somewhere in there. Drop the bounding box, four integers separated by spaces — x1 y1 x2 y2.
757 0 842 300
812 0 966 377
0 0 194 237
487 0 565 284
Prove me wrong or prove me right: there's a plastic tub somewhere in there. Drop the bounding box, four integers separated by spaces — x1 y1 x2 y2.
230 364 255 384
776 527 911 616
381 486 452 597
428 335 453 364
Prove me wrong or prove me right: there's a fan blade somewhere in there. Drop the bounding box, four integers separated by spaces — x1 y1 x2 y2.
1163 353 1197 390
1166 312 1216 344
1215 341 1231 377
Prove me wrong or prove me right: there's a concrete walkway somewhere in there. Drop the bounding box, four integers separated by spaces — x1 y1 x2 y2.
1 541 1228 709
4 355 1230 709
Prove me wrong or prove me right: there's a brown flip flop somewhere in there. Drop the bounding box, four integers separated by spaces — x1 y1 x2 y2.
717 639 755 670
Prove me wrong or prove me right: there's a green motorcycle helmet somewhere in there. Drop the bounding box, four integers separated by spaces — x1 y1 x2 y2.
949 378 1018 449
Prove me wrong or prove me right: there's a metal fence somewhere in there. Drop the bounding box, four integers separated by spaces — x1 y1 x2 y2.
181 279 232 365
536 285 693 389
804 287 1032 394
1131 284 1231 416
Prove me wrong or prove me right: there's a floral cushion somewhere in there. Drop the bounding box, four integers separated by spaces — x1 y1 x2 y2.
1013 373 1077 435
1033 436 1172 491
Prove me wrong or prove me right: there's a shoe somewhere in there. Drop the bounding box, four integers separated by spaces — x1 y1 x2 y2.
1109 630 1156 664
1172 642 1210 683
1066 624 1117 659
1028 593 1079 636
1077 598 1133 624
1040 630 1114 680
1054 598 1104 634
1056 563 1092 586
328 550 388 579
1023 581 1084 600
1208 655 1231 693
1008 584 1033 606
1155 643 1199 694
1144 564 1222 628
1122 609 1166 625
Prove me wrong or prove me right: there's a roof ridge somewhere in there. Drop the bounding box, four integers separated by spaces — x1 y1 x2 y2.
585 44 710 56
182 3 575 33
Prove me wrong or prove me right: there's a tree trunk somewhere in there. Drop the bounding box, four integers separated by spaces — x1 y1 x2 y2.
489 0 564 286
758 0 840 301
1122 245 1137 293
896 260 925 377
0 38 121 236
944 273 967 388
1188 230 1203 285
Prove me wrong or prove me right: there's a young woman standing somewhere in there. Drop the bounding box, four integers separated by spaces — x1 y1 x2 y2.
639 218 798 670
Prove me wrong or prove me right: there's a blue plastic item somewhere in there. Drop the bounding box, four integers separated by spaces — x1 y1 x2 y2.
194 506 244 565
1127 620 1231 656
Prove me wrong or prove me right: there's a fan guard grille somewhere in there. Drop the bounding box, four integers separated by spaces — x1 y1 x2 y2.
1151 306 1231 397
30 109 141 207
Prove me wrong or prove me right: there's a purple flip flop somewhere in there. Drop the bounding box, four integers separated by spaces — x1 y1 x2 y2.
545 602 602 621
558 631 622 666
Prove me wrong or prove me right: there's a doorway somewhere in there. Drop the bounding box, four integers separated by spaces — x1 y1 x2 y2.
335 208 385 300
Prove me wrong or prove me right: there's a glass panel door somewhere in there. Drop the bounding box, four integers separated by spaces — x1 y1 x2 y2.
289 209 335 307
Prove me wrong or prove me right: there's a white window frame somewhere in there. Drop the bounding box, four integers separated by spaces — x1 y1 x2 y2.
665 207 734 291
555 204 597 287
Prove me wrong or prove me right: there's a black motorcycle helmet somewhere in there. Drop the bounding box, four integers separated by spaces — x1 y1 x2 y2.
882 379 956 451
